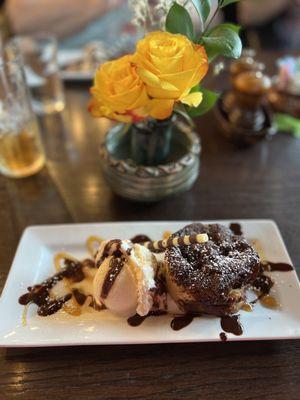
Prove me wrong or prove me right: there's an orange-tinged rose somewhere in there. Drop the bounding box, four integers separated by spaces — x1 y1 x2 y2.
134 31 208 119
88 55 149 123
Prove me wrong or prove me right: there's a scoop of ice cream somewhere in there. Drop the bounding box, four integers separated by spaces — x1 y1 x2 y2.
93 240 157 318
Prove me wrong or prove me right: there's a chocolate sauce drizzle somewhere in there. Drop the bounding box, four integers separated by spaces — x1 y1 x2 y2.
249 260 293 308
101 256 126 299
127 314 147 327
131 234 152 244
18 258 95 316
170 314 195 331
127 311 197 331
220 315 243 336
229 223 243 236
96 239 123 267
38 294 72 316
127 310 244 339
72 288 87 305
96 239 133 268
127 311 167 327
261 261 293 272
252 271 274 296
89 298 106 311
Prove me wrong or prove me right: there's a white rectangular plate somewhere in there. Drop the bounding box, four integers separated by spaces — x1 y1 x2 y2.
0 220 300 347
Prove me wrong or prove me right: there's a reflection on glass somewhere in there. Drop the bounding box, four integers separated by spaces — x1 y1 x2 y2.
8 34 65 115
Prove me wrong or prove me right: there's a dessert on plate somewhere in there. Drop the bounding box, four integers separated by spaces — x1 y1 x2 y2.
165 223 260 316
19 222 291 337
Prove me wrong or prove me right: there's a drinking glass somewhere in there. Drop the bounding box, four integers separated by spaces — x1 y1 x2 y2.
9 34 65 115
0 58 45 178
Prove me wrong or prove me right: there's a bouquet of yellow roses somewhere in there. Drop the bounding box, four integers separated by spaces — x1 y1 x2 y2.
89 1 242 124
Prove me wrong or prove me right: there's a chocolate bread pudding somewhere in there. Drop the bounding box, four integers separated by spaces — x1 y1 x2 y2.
165 223 260 316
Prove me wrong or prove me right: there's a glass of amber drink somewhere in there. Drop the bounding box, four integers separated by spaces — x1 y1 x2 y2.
0 58 45 178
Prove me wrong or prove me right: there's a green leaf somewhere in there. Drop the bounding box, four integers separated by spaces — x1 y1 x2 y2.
202 25 242 60
165 3 195 41
189 83 201 93
212 23 241 34
219 0 240 7
192 0 211 23
185 88 219 117
275 113 300 138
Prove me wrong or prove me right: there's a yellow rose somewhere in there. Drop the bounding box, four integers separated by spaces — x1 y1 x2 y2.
134 31 209 119
88 55 149 123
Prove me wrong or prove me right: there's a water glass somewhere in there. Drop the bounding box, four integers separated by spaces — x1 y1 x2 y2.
0 58 45 178
9 34 65 115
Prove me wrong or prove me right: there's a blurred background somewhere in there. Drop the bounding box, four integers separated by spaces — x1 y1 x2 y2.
1 0 299 51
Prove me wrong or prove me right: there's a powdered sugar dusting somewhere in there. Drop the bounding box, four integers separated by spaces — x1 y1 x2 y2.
165 223 260 313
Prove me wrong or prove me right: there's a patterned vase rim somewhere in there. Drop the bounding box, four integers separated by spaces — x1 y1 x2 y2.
99 119 201 178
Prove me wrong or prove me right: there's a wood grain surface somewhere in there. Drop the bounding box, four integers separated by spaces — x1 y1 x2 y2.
0 53 299 400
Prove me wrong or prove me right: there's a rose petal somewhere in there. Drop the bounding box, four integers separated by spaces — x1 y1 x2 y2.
147 85 180 100
147 99 174 120
137 67 178 91
180 91 203 107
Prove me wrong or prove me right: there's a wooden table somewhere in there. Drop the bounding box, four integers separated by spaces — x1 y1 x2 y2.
1 53 300 400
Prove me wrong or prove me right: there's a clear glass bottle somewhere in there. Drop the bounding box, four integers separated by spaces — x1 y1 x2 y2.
0 57 45 178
